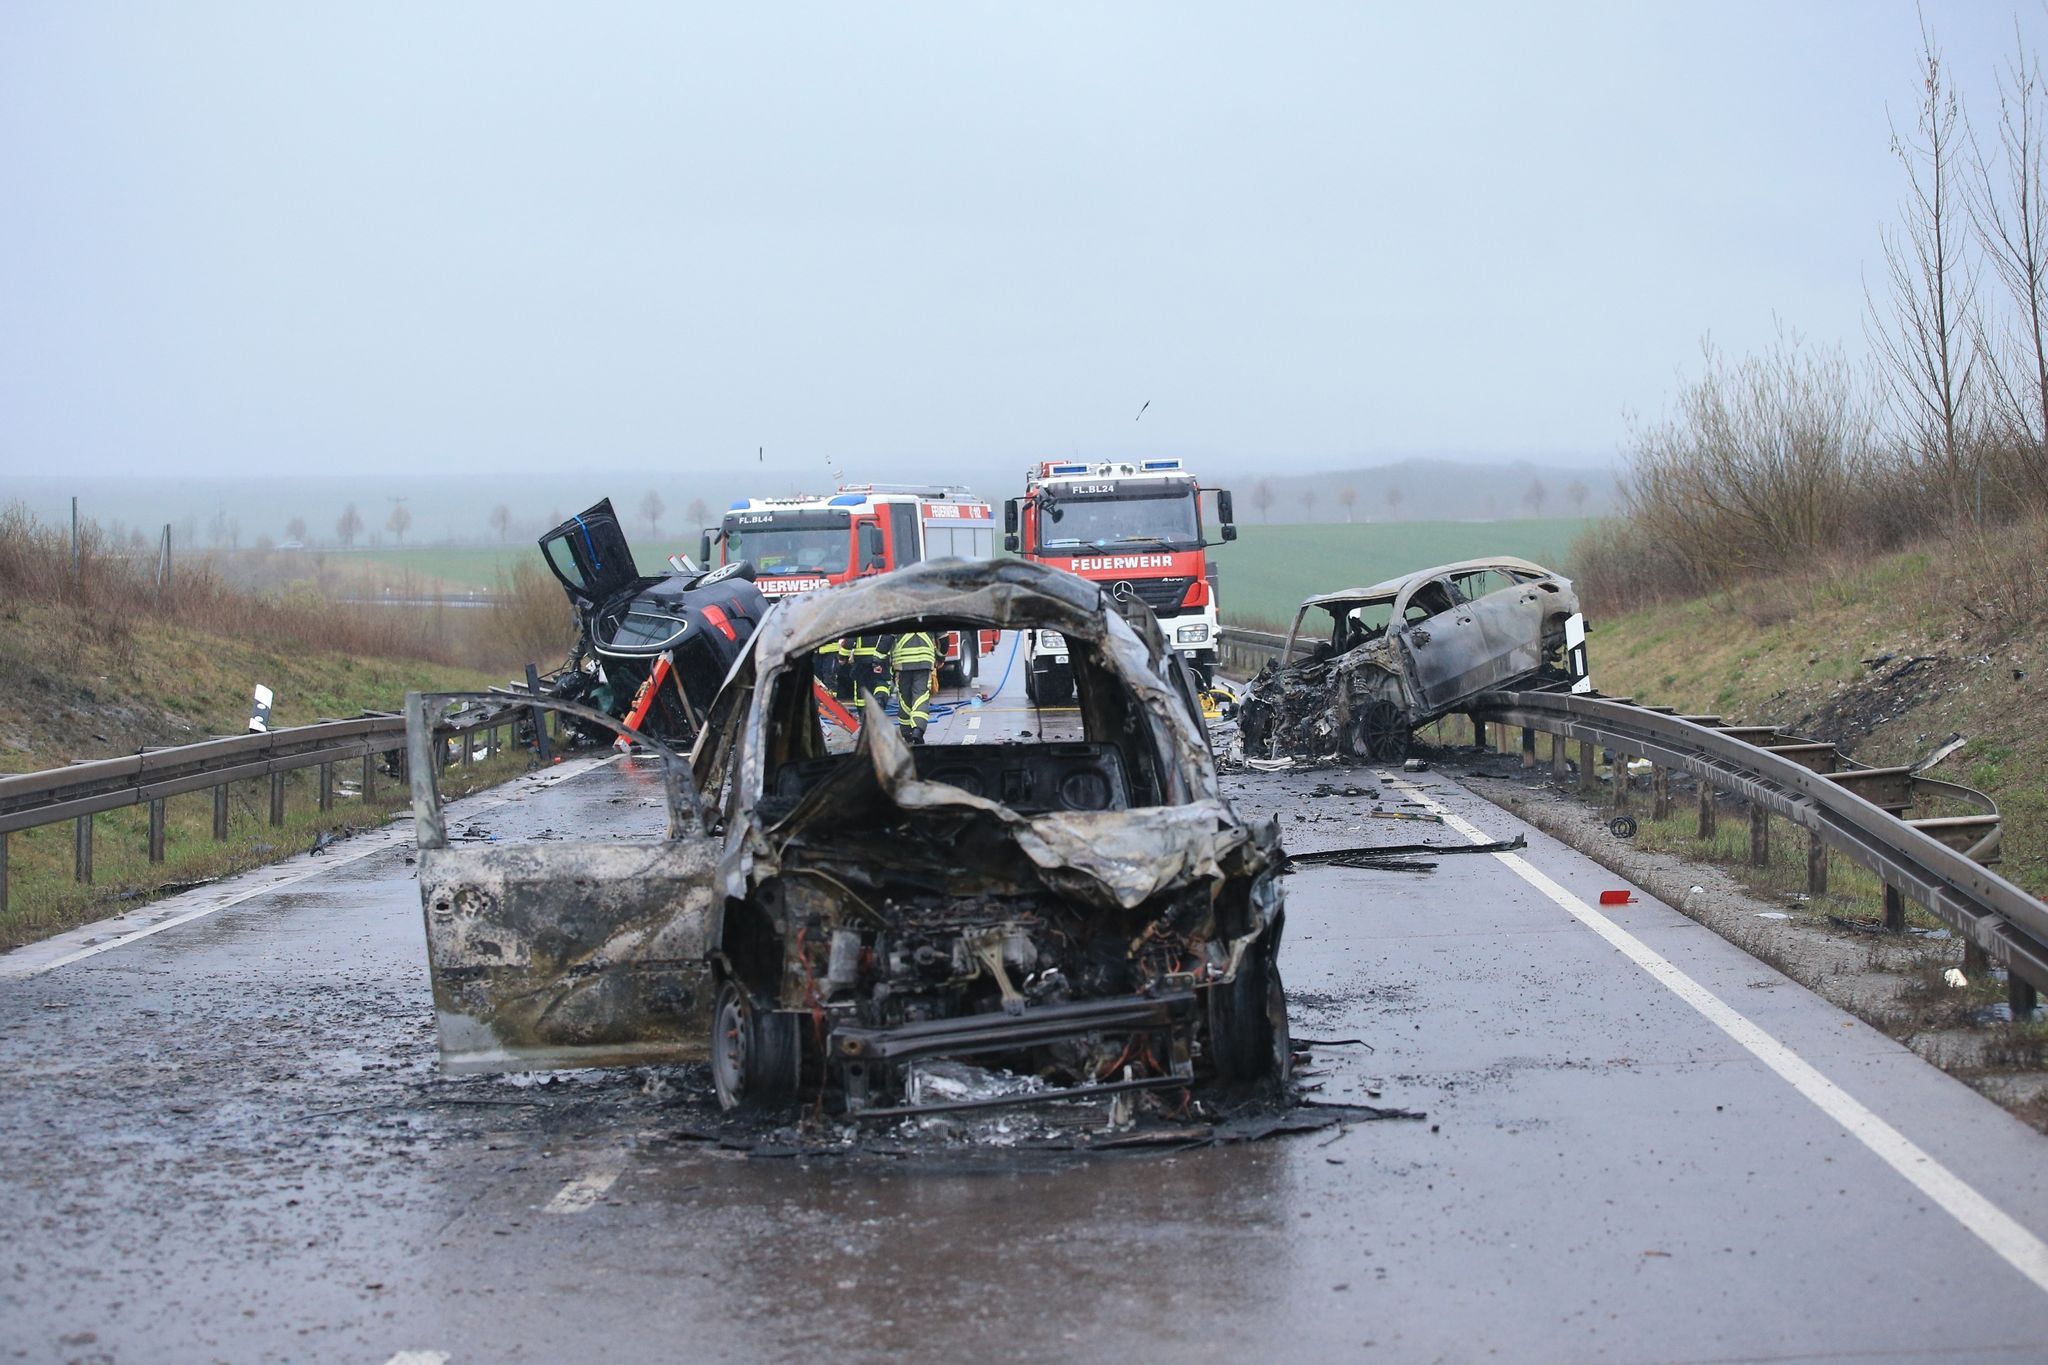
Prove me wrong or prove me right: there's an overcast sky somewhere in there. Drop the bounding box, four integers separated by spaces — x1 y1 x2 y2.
0 2 2035 486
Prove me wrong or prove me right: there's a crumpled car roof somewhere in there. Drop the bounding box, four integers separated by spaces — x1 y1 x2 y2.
1295 555 1557 609
749 556 1115 668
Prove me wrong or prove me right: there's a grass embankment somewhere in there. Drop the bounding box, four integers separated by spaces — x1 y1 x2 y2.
1583 524 2048 901
0 597 522 951
1217 518 1593 628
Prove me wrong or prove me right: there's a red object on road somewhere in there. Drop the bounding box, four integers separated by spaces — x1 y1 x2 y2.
1598 889 1636 906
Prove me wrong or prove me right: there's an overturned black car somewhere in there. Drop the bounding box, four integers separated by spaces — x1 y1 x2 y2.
539 498 769 745
408 557 1290 1118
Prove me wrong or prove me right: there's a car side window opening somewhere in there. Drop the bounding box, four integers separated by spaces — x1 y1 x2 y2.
544 537 586 593
1452 569 1518 602
1404 579 1458 623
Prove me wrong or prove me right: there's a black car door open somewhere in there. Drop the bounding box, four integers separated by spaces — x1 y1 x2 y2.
539 498 642 609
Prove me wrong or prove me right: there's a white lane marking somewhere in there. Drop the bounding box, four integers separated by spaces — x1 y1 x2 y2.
1393 777 2048 1297
967 715 982 729
545 1151 628 1214
0 754 621 979
384 1352 450 1365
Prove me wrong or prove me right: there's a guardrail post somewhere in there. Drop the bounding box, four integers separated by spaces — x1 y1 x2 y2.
1882 883 1905 933
525 663 553 764
1472 718 1489 751
461 729 473 767
1612 753 1629 809
1550 732 1568 779
148 799 166 863
487 725 499 760
213 784 229 840
1521 727 1536 769
74 814 93 884
1749 805 1769 867
1578 740 1596 795
361 754 375 802
269 772 285 826
2012 975 2040 1019
1806 833 1828 895
1651 766 1671 821
1698 785 1718 839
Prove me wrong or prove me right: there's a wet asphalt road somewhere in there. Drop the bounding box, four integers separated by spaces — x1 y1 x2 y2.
5 654 2048 1362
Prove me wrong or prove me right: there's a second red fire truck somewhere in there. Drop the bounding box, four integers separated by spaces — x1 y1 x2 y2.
1003 458 1237 703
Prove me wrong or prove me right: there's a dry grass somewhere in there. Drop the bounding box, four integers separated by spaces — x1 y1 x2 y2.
0 503 575 676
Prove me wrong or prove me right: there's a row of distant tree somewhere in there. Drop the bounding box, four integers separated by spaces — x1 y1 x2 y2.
1239 474 1592 522
92 472 1589 556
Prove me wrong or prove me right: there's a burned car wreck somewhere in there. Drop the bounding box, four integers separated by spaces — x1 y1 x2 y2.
408 557 1289 1118
538 497 770 746
1240 556 1589 761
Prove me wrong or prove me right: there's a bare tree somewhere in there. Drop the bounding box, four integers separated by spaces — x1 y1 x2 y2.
488 504 512 542
1337 485 1358 522
639 488 666 538
285 516 308 544
1970 18 2048 500
386 501 413 546
1523 477 1549 516
1565 478 1591 515
1383 484 1404 519
1251 478 1275 523
1297 490 1316 520
1869 18 1983 522
336 503 363 549
687 496 710 531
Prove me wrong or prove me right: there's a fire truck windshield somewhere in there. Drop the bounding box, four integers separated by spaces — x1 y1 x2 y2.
1038 488 1201 550
723 509 852 575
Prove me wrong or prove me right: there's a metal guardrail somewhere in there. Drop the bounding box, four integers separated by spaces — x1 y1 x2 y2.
0 691 551 914
1215 626 2045 1016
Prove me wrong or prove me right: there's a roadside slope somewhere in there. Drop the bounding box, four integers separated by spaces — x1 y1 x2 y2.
1586 531 2048 896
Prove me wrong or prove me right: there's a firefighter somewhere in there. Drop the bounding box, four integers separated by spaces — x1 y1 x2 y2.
849 634 888 704
884 626 937 743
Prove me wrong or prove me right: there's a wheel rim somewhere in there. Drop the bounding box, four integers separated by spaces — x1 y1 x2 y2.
711 983 749 1111
1357 698 1409 761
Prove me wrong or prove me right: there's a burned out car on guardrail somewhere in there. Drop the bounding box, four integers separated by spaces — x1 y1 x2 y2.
1239 556 1589 762
407 556 1290 1118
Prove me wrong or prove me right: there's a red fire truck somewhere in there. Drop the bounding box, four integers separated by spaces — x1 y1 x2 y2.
1003 458 1236 702
699 485 998 682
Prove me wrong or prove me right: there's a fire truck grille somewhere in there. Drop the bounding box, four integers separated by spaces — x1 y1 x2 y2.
1118 576 1192 613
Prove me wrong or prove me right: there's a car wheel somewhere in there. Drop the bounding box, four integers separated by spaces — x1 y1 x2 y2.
710 979 799 1110
1208 945 1290 1086
1351 697 1410 762
1038 670 1074 707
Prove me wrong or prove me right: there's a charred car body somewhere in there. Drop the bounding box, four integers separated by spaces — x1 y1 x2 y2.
410 557 1289 1116
1240 556 1589 761
539 498 769 745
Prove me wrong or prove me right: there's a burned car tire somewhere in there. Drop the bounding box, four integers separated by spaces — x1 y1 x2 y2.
1208 946 1290 1086
711 980 801 1111
1349 697 1410 762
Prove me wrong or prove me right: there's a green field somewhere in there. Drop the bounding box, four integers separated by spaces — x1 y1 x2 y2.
1213 519 1595 628
351 518 1596 622
345 544 528 590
